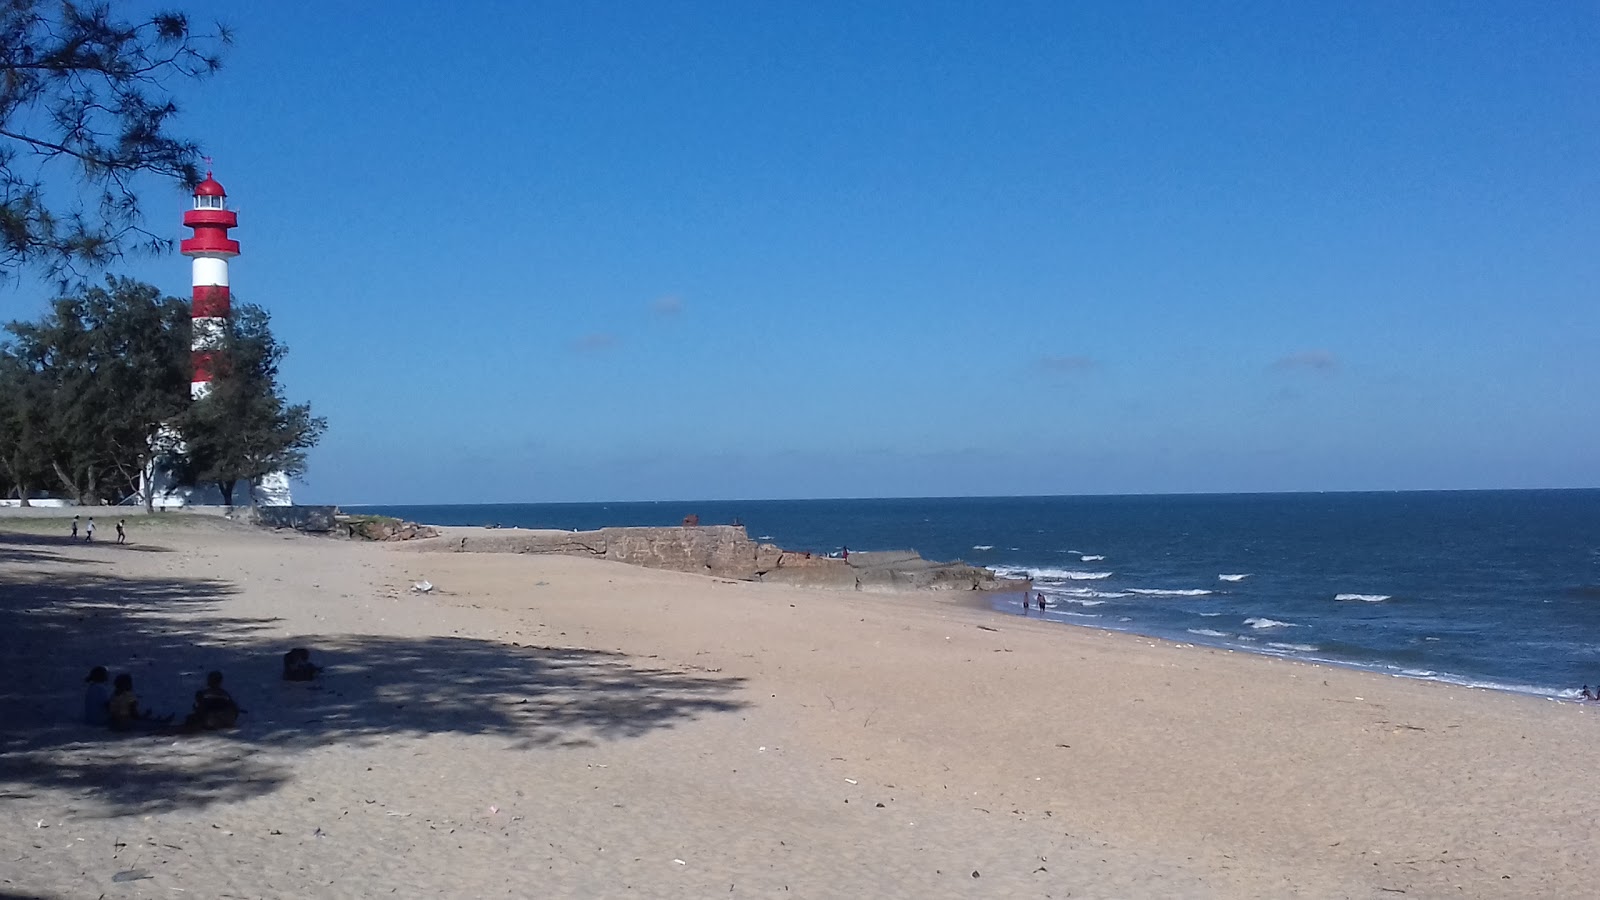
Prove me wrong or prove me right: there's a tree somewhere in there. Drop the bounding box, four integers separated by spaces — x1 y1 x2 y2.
176 303 325 507
0 345 52 501
1 275 189 504
1 2 229 283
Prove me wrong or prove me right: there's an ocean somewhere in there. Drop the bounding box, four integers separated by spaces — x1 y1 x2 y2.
351 490 1600 699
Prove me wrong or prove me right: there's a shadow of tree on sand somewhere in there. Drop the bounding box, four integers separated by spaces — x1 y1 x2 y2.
0 534 748 817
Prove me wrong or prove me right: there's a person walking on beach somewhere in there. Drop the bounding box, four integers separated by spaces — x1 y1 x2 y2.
84 517 95 542
70 515 79 540
115 520 126 544
1036 592 1047 611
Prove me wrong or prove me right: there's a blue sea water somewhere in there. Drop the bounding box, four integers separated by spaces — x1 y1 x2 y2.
352 491 1600 698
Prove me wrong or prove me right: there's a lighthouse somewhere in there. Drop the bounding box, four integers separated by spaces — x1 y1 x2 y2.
181 170 238 399
163 169 292 506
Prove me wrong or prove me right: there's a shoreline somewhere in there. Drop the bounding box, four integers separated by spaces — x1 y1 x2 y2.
987 589 1587 703
422 521 1586 705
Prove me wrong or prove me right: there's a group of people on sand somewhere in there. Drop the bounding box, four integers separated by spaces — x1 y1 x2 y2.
1021 591 1048 611
83 648 323 733
68 515 126 544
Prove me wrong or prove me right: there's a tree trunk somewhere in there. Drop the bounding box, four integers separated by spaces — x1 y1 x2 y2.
51 460 84 504
140 453 155 513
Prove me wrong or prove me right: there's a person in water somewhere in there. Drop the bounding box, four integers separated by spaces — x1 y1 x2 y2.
282 648 321 681
1036 592 1047 610
185 671 242 730
1584 685 1596 701
107 674 171 730
84 666 111 726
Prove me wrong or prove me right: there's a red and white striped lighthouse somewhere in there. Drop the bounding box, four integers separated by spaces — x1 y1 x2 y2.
181 170 239 399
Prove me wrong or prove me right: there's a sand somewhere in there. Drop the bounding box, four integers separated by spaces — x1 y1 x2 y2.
3 517 1598 898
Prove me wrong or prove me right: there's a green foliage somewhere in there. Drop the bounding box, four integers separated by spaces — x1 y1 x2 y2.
174 303 326 506
0 1 230 283
1 275 189 503
1 281 325 507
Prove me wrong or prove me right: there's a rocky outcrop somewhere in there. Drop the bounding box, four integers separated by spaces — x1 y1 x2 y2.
402 525 1024 592
251 505 339 533
338 516 440 542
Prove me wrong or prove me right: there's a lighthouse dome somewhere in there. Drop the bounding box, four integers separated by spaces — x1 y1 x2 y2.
193 175 226 198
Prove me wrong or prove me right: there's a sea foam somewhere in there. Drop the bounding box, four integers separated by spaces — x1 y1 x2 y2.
1186 628 1229 638
1244 617 1296 629
1218 573 1251 582
1080 554 1105 562
996 566 1113 581
1127 588 1213 597
972 545 994 551
1335 593 1391 603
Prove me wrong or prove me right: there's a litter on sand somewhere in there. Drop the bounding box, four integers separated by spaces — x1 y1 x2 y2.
410 580 434 594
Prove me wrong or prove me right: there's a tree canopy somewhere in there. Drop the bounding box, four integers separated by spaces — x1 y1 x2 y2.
175 304 326 507
1 2 229 283
0 278 323 507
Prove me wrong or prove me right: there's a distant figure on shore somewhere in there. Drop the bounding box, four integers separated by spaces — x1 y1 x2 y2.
1036 592 1046 611
70 515 79 540
682 514 699 527
185 671 241 730
85 517 95 542
84 666 111 726
282 648 321 681
1584 685 1595 701
116 520 126 544
107 674 172 730
842 546 850 561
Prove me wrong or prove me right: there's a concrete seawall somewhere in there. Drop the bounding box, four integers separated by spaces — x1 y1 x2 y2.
399 524 1026 592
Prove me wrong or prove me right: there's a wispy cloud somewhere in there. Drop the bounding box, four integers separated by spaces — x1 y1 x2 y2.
1270 350 1338 373
571 332 618 353
1037 355 1096 374
650 294 684 317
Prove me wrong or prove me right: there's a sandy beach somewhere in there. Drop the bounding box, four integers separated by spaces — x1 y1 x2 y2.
3 516 1598 898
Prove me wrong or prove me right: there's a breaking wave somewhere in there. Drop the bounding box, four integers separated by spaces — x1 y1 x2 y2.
1335 593 1391 603
995 566 1113 581
1218 574 1250 582
1244 617 1297 630
1126 588 1213 597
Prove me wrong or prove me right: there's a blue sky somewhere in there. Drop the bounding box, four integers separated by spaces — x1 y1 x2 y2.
8 1 1599 503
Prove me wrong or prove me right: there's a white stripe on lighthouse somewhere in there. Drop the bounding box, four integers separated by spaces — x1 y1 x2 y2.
192 256 230 287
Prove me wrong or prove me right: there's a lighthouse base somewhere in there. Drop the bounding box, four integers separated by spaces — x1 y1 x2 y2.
139 457 295 509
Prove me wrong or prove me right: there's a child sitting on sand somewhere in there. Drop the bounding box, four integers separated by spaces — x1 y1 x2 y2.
84 666 111 726
185 671 242 730
282 648 321 682
107 674 172 731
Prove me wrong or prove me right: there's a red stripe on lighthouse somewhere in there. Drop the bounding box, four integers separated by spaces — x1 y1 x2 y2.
191 284 231 318
192 350 217 384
